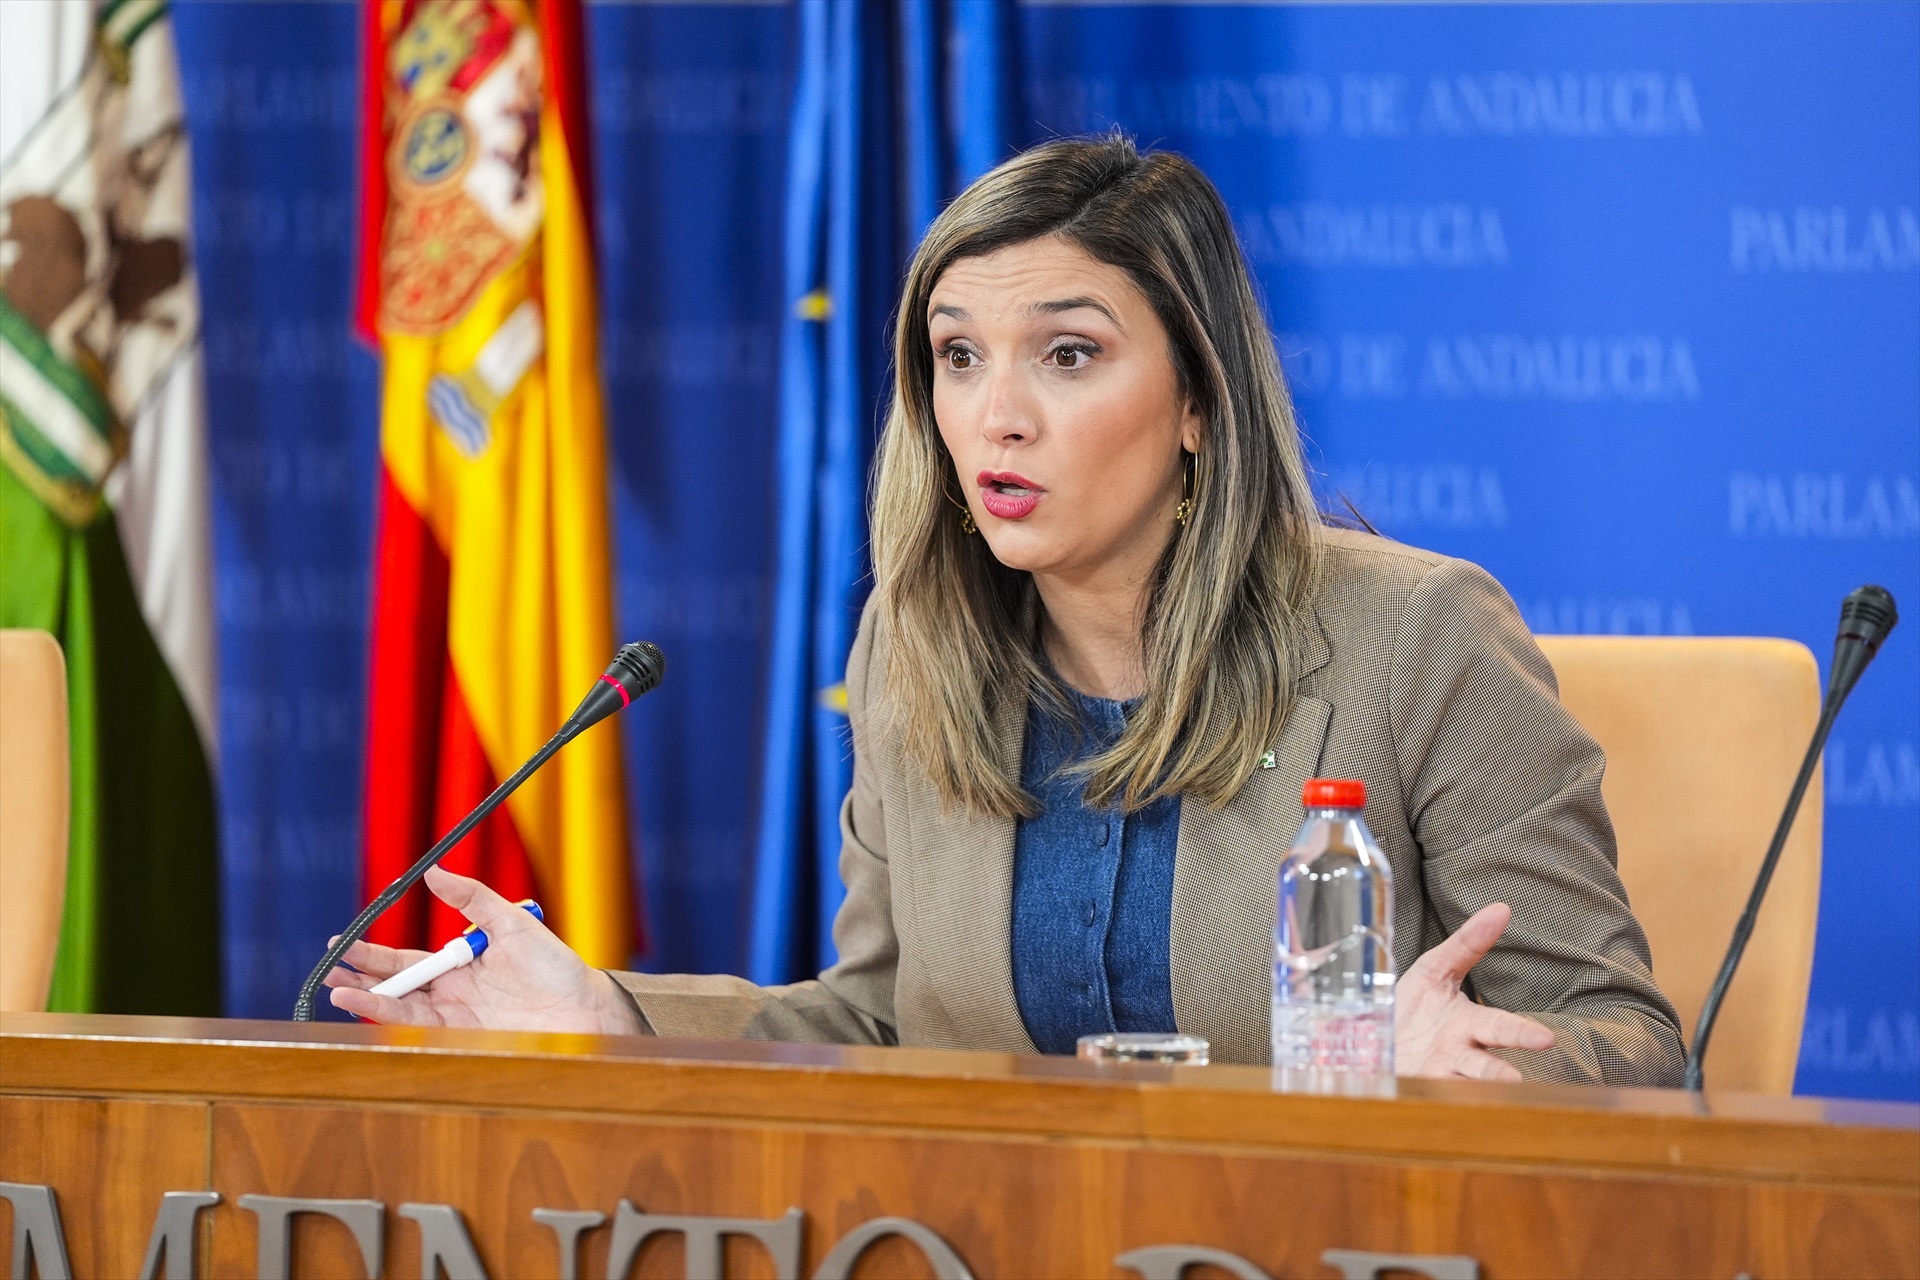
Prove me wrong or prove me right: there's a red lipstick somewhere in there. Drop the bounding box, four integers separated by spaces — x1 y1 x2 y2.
977 470 1044 521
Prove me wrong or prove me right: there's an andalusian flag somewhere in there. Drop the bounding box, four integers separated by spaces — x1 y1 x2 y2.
0 0 221 1012
356 0 638 962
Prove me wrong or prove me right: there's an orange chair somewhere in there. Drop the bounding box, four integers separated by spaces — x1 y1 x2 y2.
1537 635 1822 1095
1 629 70 1012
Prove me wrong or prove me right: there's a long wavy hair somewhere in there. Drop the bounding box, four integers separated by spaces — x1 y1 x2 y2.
871 134 1323 818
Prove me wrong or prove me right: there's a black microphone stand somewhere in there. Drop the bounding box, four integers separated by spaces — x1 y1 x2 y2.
291 723 577 1022
1682 695 1837 1090
292 642 663 1021
1685 587 1897 1090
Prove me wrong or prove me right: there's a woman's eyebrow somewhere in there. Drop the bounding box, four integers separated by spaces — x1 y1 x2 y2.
926 297 1122 327
1031 296 1122 329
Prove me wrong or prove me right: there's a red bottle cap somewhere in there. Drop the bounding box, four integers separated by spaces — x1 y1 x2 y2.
1303 778 1366 809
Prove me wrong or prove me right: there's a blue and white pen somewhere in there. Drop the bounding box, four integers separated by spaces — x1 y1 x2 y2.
369 900 543 999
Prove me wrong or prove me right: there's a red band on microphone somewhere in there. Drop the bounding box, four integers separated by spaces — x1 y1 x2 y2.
600 673 632 707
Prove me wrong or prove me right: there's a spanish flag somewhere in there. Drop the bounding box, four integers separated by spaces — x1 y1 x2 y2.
355 0 637 963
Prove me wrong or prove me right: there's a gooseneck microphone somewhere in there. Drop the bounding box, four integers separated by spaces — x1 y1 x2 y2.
292 642 665 1021
1685 587 1898 1090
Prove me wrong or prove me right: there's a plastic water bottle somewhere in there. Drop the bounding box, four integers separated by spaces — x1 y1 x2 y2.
1272 778 1395 1091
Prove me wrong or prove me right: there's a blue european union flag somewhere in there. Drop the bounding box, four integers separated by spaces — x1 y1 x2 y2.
748 0 1020 985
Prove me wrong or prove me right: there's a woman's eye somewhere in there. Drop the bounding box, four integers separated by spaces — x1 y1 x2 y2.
1048 343 1094 370
942 346 975 371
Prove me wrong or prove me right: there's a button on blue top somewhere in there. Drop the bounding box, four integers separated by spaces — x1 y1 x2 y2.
1010 685 1181 1055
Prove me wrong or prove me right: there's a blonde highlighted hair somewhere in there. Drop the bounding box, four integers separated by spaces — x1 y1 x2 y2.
871 134 1323 818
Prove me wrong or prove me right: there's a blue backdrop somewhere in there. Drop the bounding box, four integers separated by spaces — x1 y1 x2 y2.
174 1 1919 1102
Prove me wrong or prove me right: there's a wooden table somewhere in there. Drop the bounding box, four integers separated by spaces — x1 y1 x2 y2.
2 1012 1915 1278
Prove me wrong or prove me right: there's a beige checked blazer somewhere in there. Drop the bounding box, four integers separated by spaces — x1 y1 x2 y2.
612 527 1686 1086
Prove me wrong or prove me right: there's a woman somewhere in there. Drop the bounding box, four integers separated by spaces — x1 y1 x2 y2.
329 136 1683 1086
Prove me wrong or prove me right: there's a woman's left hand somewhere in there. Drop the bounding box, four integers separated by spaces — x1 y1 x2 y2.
1395 902 1555 1081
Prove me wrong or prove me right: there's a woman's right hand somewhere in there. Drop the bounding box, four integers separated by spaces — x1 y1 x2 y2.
325 865 647 1036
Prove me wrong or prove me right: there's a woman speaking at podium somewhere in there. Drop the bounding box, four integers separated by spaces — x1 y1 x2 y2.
328 136 1684 1086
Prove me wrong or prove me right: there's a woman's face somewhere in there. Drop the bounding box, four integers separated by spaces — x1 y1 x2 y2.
928 236 1200 586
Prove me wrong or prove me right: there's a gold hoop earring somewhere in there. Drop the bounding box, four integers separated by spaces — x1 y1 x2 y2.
942 479 977 535
1174 451 1196 528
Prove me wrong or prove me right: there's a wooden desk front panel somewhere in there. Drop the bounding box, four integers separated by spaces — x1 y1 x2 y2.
6 1092 1914 1279
0 1096 211 1279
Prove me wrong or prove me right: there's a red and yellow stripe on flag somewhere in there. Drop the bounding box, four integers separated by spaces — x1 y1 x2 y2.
354 0 637 964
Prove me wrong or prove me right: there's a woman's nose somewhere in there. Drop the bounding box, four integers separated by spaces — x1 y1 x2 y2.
979 367 1038 447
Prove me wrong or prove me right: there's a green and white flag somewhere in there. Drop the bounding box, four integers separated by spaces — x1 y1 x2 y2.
0 0 220 1014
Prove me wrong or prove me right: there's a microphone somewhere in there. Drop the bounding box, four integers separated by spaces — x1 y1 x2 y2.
1685 587 1897 1089
1827 584 1899 706
292 642 665 1021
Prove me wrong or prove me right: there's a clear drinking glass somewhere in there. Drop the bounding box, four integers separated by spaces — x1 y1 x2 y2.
1076 1033 1210 1064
